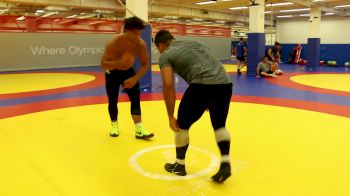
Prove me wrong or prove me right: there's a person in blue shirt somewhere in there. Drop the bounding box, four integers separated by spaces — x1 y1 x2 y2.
235 38 247 74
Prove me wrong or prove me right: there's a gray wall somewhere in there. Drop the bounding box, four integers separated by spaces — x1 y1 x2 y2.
0 33 111 71
0 33 231 71
151 35 231 63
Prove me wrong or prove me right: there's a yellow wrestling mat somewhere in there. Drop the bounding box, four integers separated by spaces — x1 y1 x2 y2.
1 101 350 196
0 73 95 94
152 64 246 73
290 74 350 92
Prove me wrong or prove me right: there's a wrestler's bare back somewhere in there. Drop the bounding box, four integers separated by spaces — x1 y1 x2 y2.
101 33 146 71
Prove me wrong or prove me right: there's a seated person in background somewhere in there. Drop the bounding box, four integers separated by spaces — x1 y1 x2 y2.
270 61 283 75
287 44 302 64
256 57 282 77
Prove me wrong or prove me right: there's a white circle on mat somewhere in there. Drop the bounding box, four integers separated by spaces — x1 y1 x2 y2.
129 144 220 180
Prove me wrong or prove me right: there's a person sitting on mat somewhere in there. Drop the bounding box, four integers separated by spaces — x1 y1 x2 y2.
256 56 282 77
287 44 302 64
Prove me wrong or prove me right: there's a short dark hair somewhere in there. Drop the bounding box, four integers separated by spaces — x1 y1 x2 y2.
154 30 175 46
274 41 280 46
262 56 267 61
124 16 144 30
240 38 244 41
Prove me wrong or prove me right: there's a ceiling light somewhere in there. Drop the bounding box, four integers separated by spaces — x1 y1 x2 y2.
0 8 9 14
277 15 293 18
94 9 114 13
280 8 310 12
216 20 226 23
66 14 77 18
229 6 248 10
78 14 96 19
196 1 217 5
36 10 45 13
45 6 69 11
164 15 179 19
41 12 57 17
325 12 334 15
193 18 204 21
266 2 293 7
264 11 272 14
16 16 25 21
299 14 310 17
335 5 350 8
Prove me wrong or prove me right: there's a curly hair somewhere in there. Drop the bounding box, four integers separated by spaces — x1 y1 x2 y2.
124 16 145 30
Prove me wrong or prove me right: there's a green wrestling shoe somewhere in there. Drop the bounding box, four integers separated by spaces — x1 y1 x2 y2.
110 122 119 137
135 124 154 139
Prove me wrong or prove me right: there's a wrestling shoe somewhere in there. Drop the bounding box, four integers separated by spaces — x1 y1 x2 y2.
211 162 231 183
135 124 154 139
164 162 187 176
110 122 119 137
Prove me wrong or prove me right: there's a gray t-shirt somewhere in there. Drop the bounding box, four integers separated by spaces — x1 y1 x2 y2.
159 41 232 85
257 62 271 72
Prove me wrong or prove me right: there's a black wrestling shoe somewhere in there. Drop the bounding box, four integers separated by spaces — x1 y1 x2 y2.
164 162 187 176
211 162 231 183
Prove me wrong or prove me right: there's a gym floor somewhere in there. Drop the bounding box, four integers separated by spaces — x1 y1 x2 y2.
1 62 350 196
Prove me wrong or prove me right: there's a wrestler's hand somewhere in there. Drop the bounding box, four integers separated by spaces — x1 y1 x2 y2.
169 117 180 132
123 77 137 89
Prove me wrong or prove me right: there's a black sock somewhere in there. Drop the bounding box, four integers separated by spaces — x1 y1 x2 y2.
218 141 230 156
176 145 189 161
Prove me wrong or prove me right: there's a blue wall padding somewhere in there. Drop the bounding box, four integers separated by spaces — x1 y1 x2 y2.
275 43 350 65
247 33 265 76
307 38 321 69
134 25 152 90
319 44 350 65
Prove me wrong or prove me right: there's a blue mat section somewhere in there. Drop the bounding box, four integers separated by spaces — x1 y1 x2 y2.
2 63 350 108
